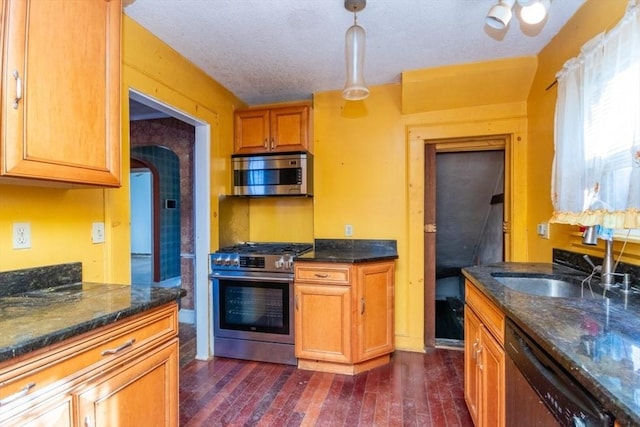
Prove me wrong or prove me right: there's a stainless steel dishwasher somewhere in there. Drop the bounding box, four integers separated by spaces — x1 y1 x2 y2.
505 319 614 426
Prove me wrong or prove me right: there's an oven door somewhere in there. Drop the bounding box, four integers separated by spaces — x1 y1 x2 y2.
212 271 293 345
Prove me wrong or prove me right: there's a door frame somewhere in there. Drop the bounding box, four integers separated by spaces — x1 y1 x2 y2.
406 127 516 350
425 138 508 347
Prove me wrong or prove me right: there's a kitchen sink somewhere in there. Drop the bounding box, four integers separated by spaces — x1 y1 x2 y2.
491 274 595 298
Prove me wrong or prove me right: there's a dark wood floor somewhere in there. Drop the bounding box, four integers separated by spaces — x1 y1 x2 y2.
178 324 472 426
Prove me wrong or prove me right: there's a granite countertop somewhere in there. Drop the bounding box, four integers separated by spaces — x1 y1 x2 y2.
298 238 398 263
0 263 185 364
462 261 640 427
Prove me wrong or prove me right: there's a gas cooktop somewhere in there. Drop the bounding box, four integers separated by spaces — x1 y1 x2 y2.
216 242 313 256
211 242 313 273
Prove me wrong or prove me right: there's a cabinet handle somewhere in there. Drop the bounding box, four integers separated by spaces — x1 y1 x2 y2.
270 138 275 149
12 70 22 109
101 338 136 356
263 138 268 149
84 416 94 427
0 382 35 406
295 294 299 310
471 341 478 360
360 298 365 315
314 273 329 278
476 346 483 370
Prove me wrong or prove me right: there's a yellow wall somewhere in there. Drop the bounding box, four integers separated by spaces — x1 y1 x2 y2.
0 15 242 284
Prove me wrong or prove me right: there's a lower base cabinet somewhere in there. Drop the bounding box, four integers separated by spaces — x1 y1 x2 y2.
0 304 179 427
294 260 395 375
464 280 505 427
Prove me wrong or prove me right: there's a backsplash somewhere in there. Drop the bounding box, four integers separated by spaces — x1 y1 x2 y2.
553 249 640 286
0 262 82 297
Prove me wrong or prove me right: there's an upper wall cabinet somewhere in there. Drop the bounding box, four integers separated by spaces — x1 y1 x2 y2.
0 0 121 187
234 104 312 154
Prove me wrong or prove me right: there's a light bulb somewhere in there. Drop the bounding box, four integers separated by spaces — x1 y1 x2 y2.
520 0 549 25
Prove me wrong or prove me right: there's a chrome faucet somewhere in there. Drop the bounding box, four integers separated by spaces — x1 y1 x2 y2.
582 226 616 289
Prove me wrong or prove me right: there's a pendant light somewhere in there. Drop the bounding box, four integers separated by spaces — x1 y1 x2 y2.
343 0 369 101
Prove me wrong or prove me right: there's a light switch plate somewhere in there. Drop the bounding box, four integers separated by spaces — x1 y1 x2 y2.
92 222 105 244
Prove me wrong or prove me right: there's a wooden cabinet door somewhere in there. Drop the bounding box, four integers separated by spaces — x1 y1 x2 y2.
234 109 270 153
1 0 121 186
355 261 394 361
480 328 505 427
294 284 352 363
270 105 309 152
464 305 481 427
76 339 179 427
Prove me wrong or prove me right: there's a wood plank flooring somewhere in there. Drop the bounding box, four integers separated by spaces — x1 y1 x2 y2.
178 324 473 426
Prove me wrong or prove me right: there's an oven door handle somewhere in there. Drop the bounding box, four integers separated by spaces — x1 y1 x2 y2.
211 273 292 282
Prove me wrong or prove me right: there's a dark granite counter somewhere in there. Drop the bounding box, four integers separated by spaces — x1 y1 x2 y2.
462 261 640 427
0 263 185 364
298 239 398 263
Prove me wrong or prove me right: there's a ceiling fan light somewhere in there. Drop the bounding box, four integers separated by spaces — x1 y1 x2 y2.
515 0 536 6
343 22 369 100
520 0 549 25
485 0 515 30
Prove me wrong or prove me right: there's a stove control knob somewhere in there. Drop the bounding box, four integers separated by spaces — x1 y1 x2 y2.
275 257 285 269
283 255 294 270
231 256 240 267
213 256 223 265
223 256 233 266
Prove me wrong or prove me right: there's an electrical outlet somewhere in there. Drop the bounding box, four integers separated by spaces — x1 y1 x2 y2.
345 224 353 237
13 222 31 249
92 222 105 244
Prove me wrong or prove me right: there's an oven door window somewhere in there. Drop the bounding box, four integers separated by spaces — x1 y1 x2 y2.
218 280 289 335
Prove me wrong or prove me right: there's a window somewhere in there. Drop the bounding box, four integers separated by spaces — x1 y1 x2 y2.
551 3 640 232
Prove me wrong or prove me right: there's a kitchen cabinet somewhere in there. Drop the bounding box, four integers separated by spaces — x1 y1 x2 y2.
0 303 178 427
464 279 505 427
294 260 394 375
0 0 121 186
234 104 311 154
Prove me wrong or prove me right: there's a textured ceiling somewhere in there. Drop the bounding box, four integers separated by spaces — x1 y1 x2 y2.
124 0 587 106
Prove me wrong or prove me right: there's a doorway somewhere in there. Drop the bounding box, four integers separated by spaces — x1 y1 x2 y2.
128 89 212 360
130 168 154 284
424 136 508 348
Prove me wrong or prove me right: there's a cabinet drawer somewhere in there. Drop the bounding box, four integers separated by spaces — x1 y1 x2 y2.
0 304 178 403
465 280 504 345
295 263 352 285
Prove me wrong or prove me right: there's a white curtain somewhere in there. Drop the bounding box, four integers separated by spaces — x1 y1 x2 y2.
551 1 640 229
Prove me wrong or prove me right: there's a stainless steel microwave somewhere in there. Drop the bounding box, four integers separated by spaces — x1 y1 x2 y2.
232 152 313 196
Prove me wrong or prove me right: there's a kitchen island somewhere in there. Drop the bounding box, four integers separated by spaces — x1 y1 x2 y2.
294 239 397 374
462 256 640 427
0 262 184 426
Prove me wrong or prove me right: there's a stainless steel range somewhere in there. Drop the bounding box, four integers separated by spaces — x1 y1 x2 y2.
209 242 313 365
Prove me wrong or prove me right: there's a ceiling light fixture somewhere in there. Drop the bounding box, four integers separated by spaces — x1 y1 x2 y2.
343 0 369 101
520 0 550 25
485 0 550 31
